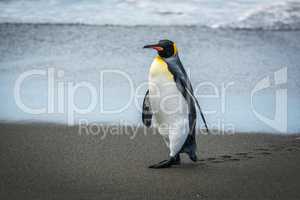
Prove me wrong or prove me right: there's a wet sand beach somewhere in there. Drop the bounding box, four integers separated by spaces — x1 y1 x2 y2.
0 123 299 200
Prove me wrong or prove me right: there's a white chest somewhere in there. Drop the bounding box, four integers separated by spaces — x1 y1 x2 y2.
148 57 188 123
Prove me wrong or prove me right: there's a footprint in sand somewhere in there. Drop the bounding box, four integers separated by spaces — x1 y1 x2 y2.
285 147 298 152
203 149 276 164
220 155 232 159
271 146 284 151
255 148 270 151
234 152 256 160
235 152 249 156
211 160 225 163
206 157 216 161
258 151 272 155
229 158 240 161
254 147 273 155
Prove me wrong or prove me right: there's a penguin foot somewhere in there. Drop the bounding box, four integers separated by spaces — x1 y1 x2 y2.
148 157 178 169
174 154 181 165
188 152 198 162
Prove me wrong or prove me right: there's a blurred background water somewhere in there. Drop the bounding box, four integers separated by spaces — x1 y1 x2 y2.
1 0 300 30
0 0 300 133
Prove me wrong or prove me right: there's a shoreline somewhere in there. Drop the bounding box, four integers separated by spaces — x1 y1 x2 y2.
1 22 300 32
0 121 298 135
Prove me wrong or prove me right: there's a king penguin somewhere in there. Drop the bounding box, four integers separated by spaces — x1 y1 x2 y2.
142 39 209 168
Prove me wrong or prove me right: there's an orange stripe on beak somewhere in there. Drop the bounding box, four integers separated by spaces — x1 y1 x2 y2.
153 46 164 51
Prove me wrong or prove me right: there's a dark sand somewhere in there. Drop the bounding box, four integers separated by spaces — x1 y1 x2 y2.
0 123 299 200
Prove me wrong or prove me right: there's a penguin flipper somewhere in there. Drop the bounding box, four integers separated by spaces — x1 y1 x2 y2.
163 55 209 133
177 78 209 133
142 90 152 127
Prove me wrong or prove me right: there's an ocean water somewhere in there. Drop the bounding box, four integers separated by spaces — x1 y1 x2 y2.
0 23 299 134
0 0 300 133
0 0 300 30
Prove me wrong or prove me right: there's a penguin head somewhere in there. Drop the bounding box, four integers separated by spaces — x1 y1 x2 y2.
144 40 177 58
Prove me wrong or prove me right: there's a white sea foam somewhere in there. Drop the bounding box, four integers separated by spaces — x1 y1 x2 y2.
218 1 300 30
0 0 299 30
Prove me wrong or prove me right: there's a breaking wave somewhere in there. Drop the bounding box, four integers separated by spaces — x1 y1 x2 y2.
0 0 299 30
218 1 300 30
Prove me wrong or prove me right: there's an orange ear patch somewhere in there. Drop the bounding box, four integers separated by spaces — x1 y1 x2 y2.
173 43 177 55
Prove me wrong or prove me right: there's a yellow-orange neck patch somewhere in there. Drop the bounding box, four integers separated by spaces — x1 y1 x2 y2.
149 56 174 80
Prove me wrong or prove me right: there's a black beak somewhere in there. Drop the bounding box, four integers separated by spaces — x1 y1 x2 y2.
143 44 164 51
143 44 160 48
